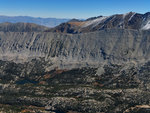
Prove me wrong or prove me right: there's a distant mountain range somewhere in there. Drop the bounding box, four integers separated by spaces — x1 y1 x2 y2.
0 22 48 32
0 15 70 27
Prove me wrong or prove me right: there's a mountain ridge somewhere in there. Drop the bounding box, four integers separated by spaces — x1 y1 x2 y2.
0 29 149 68
46 12 150 33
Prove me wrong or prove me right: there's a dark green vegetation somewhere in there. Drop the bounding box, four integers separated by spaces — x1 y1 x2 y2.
0 58 150 113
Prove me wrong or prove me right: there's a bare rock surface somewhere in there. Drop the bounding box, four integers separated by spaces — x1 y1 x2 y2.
0 29 149 68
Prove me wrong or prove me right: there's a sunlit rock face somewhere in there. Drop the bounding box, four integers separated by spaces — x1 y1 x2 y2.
0 29 150 67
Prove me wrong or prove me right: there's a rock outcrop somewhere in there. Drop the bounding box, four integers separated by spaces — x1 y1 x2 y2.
0 59 150 113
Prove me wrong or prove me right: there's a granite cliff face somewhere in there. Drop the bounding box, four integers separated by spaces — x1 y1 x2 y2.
0 29 150 66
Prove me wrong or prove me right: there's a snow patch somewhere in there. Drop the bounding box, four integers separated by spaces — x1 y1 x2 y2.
128 12 136 21
142 20 150 30
143 17 146 21
82 16 108 28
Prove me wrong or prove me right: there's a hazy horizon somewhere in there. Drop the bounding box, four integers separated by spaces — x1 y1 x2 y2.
0 11 150 20
0 0 150 19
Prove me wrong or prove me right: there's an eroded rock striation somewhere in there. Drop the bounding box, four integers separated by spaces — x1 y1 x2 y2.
0 29 150 66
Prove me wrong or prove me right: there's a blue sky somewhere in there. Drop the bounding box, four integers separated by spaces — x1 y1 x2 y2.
0 0 150 19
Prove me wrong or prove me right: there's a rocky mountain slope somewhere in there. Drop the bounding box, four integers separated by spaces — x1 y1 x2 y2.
47 12 150 33
0 12 150 113
0 29 149 65
0 58 150 113
0 15 70 27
